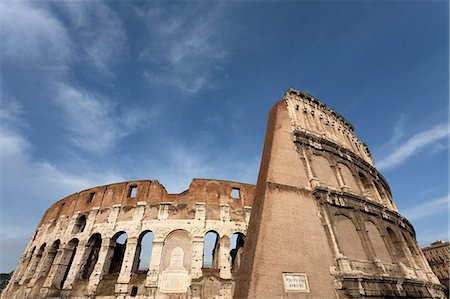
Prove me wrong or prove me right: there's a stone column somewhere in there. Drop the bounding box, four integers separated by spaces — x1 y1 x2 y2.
218 236 231 279
28 250 50 287
87 238 112 296
191 236 204 279
19 253 38 285
145 237 164 288
39 247 65 298
115 237 139 295
62 240 87 291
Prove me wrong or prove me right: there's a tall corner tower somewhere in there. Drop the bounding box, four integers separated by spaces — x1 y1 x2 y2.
234 89 446 298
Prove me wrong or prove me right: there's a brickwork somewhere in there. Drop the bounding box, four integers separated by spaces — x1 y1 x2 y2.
234 89 446 298
2 179 254 299
2 88 446 299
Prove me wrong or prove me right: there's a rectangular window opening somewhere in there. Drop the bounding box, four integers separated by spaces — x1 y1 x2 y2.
87 192 96 203
129 186 138 198
231 188 240 199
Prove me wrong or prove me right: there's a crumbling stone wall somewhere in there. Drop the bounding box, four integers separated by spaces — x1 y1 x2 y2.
234 89 445 298
2 179 254 299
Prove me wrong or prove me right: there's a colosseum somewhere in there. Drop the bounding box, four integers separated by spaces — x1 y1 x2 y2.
2 89 446 299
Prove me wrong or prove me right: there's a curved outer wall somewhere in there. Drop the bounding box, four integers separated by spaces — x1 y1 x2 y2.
234 89 446 298
2 179 255 299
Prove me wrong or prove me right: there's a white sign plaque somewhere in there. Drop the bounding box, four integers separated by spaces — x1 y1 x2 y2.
283 273 309 293
160 247 189 293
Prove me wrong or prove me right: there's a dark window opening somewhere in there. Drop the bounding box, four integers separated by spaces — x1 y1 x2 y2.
231 188 240 199
108 232 128 274
72 215 87 234
131 285 138 297
81 234 102 279
128 186 137 198
87 192 96 203
59 239 79 289
230 233 245 272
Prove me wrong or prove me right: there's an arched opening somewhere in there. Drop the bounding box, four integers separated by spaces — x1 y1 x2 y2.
133 231 154 273
365 221 391 263
230 232 245 272
203 231 219 269
311 155 339 189
338 163 359 193
402 232 425 268
72 215 87 234
57 238 79 289
25 246 36 270
387 227 409 266
108 232 128 274
358 172 374 198
334 215 367 260
40 240 60 281
80 233 102 279
23 243 46 283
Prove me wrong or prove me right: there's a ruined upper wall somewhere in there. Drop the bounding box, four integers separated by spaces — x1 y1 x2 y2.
284 88 374 166
39 179 255 227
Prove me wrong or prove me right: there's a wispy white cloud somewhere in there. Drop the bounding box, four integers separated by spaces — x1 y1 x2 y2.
56 84 156 153
376 123 449 170
1 1 151 154
401 195 449 221
141 140 260 193
0 144 122 271
0 112 126 271
54 1 126 78
139 3 229 94
0 1 71 77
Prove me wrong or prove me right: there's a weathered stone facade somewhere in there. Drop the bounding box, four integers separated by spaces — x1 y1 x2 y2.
2 89 446 298
2 179 254 299
234 89 446 298
422 241 450 295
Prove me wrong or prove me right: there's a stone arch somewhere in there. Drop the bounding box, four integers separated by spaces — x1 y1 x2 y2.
374 182 388 205
358 172 375 199
338 162 360 193
80 233 102 279
386 227 409 266
107 231 128 274
311 154 339 189
23 243 46 283
334 215 367 260
161 229 192 272
365 221 391 263
203 230 219 269
401 231 425 268
40 240 60 281
72 215 87 234
25 246 36 270
55 238 79 289
133 230 154 273
230 232 245 272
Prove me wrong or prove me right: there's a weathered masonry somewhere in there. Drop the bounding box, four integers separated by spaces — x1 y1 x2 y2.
2 179 254 299
234 89 446 298
2 89 447 298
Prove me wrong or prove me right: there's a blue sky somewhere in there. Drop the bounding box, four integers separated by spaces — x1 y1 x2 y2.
0 1 448 272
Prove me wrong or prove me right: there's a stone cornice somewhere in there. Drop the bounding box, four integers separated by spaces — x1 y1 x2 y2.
293 130 390 195
312 187 415 235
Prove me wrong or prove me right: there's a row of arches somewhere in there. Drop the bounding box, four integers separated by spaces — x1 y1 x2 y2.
310 154 394 208
333 214 427 271
15 228 246 293
203 231 245 272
